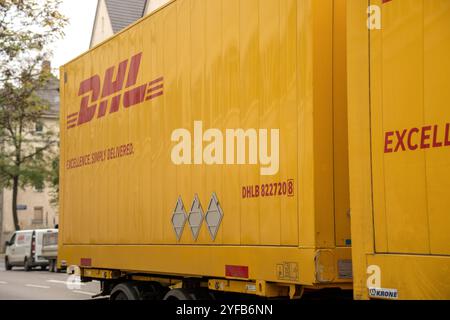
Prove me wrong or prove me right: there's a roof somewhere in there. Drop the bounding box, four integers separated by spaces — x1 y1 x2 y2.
104 0 147 33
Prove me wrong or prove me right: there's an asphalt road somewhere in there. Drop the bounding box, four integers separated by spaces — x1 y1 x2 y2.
0 256 101 300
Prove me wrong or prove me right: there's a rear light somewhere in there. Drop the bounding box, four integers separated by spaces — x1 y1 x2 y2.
31 239 36 254
225 265 249 279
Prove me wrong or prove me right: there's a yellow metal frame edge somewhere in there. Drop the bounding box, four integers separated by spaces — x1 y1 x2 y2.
60 245 352 294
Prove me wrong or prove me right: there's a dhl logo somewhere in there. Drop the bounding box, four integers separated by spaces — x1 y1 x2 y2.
67 52 163 130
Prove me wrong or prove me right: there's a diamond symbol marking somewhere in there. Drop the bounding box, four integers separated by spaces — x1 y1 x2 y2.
205 193 223 241
171 196 187 241
188 194 204 240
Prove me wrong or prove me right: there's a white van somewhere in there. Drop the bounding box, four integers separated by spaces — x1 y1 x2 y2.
39 230 59 272
4 229 58 271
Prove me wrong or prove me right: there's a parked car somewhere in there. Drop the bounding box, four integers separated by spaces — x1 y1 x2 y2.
39 230 60 272
4 229 58 271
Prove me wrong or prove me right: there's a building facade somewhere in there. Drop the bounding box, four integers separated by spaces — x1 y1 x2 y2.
90 0 171 48
0 72 60 251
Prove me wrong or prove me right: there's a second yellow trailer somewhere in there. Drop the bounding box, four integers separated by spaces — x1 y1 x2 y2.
348 0 450 300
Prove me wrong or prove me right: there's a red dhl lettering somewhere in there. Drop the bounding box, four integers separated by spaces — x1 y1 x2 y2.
66 53 163 130
384 124 450 153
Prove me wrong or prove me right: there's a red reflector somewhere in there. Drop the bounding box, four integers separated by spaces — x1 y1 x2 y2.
80 258 92 267
225 265 249 279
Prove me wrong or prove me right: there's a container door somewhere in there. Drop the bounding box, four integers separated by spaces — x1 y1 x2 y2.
369 0 450 255
35 232 45 262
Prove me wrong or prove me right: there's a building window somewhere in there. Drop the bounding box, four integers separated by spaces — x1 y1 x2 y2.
33 207 44 225
35 122 44 133
34 184 44 193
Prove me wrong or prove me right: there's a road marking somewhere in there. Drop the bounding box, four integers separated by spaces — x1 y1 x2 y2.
73 290 96 296
47 279 85 286
0 281 8 285
25 284 51 289
47 279 67 285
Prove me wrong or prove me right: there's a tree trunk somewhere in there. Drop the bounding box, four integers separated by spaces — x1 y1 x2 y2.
12 175 20 231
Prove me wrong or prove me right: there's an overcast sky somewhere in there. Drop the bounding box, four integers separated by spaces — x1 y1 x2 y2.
50 0 98 73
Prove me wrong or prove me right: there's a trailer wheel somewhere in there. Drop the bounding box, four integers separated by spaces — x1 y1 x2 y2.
163 288 213 301
110 283 140 300
163 288 194 301
138 282 168 300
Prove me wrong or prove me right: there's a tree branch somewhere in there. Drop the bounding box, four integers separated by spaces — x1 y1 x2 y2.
20 140 57 164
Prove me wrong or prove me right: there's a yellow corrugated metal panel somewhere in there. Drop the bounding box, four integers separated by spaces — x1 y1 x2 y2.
311 0 335 248
347 0 373 300
371 0 429 254
423 0 450 256
221 0 241 245
333 0 351 247
296 0 315 248
279 0 299 246
370 0 450 256
348 0 450 300
59 0 350 287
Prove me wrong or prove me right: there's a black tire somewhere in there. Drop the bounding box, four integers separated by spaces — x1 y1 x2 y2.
40 265 47 271
163 288 196 301
24 257 32 271
163 288 215 300
113 291 128 300
110 282 140 301
4 257 12 271
138 282 168 300
193 288 216 300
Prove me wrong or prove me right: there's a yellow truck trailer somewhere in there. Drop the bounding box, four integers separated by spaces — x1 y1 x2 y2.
348 0 450 300
58 0 450 300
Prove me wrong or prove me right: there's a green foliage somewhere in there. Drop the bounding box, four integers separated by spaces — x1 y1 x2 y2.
0 80 57 187
0 0 67 230
0 0 68 82
48 153 59 207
